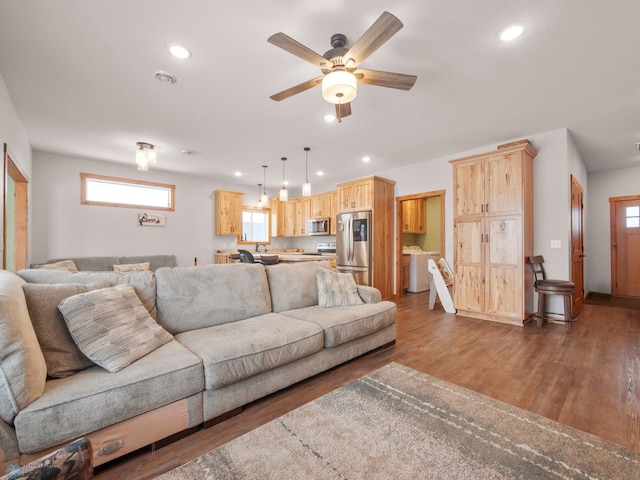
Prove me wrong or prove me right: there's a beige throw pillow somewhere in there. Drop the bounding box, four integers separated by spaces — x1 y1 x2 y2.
58 284 173 372
23 283 96 378
316 267 364 308
113 262 150 273
34 260 79 272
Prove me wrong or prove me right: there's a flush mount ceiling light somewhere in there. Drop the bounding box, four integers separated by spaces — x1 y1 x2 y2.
168 44 191 59
499 24 524 42
279 157 288 202
135 142 157 171
302 147 312 197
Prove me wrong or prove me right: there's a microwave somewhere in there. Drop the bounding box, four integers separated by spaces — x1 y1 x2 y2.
308 217 331 236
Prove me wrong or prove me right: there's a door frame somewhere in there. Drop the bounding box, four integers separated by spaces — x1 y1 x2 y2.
395 189 446 298
3 143 29 271
570 175 585 315
610 194 640 297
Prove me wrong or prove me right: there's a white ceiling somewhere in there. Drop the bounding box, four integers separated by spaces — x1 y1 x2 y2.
1 1 639 195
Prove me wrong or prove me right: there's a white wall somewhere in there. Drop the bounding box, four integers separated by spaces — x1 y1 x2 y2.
0 73 32 263
587 164 640 293
30 152 295 266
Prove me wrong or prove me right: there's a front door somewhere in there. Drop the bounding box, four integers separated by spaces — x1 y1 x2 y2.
610 195 640 297
570 176 584 315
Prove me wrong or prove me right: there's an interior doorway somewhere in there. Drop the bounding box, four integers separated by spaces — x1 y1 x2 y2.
570 176 584 315
395 189 445 298
3 144 29 271
610 194 640 297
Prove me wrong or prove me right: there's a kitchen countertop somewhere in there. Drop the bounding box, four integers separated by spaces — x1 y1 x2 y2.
254 253 336 262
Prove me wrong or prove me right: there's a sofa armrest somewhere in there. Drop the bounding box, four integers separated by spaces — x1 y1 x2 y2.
357 285 381 304
0 419 19 461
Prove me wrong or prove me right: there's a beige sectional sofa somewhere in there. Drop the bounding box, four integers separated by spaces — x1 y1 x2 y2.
0 260 396 468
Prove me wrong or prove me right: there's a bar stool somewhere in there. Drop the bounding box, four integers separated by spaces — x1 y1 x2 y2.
527 256 576 332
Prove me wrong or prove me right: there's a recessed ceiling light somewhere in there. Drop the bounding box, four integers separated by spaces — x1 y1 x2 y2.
362 156 371 163
168 44 191 59
316 170 325 176
234 171 242 177
499 24 524 42
324 114 336 122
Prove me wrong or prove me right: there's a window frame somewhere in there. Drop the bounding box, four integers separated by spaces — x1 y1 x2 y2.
80 173 175 211
238 205 271 245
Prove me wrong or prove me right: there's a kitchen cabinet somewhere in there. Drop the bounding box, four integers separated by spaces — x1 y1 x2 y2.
337 178 373 212
310 193 331 218
284 200 296 237
402 254 410 292
336 176 396 299
330 190 338 235
214 190 243 235
270 197 285 237
451 142 536 325
402 198 426 233
295 197 311 236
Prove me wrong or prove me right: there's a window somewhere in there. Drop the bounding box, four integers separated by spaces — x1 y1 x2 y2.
626 206 639 228
81 173 175 211
239 207 270 244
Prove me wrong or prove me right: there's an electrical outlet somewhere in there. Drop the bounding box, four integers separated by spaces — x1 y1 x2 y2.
550 240 561 249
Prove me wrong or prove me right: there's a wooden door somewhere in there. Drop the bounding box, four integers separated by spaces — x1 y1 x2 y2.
453 218 484 312
571 176 585 314
453 159 484 218
3 144 28 271
486 152 523 216
611 195 640 297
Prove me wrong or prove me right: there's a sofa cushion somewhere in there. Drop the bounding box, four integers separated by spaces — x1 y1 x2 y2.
155 264 272 334
17 269 158 319
265 260 331 313
0 270 47 425
45 256 120 271
316 267 364 308
32 259 79 272
175 313 324 389
281 301 397 348
113 262 150 273
22 283 96 378
119 255 177 271
58 284 173 373
13 340 203 454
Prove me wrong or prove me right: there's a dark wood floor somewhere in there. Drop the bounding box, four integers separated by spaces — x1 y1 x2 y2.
95 292 640 479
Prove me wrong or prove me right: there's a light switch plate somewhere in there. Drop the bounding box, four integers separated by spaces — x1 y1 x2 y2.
550 240 561 249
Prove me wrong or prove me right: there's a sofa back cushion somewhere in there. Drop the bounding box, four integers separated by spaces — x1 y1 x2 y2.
16 269 157 319
155 263 272 334
266 260 331 312
0 270 47 424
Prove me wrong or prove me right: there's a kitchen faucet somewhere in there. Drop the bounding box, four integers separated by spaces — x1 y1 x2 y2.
256 243 267 253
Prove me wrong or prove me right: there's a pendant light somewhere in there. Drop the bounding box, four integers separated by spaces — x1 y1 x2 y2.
302 147 311 197
257 184 263 209
279 157 288 202
260 165 269 206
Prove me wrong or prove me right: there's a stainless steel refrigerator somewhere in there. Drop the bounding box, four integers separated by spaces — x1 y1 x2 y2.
336 211 372 286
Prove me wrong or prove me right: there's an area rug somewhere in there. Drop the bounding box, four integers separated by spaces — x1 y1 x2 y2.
156 363 639 479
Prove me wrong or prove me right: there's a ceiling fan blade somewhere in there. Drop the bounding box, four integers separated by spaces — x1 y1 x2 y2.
268 33 332 69
354 69 417 90
343 11 403 68
335 102 352 120
270 76 324 101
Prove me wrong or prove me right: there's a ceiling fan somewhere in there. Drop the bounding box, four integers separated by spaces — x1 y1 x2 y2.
268 11 417 121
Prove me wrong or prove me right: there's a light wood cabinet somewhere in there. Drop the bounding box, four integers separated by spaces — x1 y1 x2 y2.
270 197 286 237
214 190 243 235
330 190 338 235
295 197 311 236
310 193 331 218
451 142 536 325
402 255 410 292
337 178 373 212
402 198 426 233
336 176 396 299
284 200 296 237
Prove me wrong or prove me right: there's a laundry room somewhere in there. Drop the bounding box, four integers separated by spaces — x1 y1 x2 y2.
401 194 443 294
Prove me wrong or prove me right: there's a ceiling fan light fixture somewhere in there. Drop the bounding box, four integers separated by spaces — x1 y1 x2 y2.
322 71 357 104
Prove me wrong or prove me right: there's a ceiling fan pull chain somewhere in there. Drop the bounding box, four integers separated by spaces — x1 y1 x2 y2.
337 93 343 123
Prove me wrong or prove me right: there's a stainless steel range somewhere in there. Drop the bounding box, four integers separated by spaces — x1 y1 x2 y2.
316 242 336 255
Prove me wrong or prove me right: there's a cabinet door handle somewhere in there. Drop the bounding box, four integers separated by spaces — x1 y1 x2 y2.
481 204 484 213
486 203 489 213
